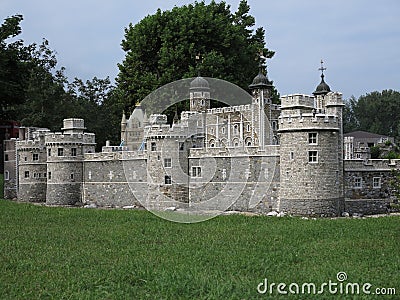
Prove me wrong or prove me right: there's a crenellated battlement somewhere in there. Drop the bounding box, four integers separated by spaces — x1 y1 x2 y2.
16 140 45 151
189 144 280 158
324 92 343 106
84 151 146 161
144 123 189 139
206 104 252 114
16 133 47 151
281 94 315 109
45 132 95 145
278 113 340 132
344 159 400 171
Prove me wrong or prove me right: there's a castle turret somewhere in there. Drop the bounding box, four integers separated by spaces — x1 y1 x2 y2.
16 129 49 202
249 56 273 149
121 111 127 144
278 65 344 216
189 76 210 113
313 60 331 111
124 103 146 151
45 119 95 205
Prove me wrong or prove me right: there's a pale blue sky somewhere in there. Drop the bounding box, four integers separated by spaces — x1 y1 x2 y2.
1 0 399 99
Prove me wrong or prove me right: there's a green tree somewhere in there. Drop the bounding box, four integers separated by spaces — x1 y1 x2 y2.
117 0 276 114
0 15 27 118
343 96 359 133
0 15 114 149
353 90 400 140
67 77 115 150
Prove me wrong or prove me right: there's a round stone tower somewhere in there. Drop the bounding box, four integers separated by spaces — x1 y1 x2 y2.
45 119 95 205
16 129 49 202
189 76 210 112
278 68 344 216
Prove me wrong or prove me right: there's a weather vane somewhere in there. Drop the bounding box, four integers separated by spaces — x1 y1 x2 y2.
319 59 326 75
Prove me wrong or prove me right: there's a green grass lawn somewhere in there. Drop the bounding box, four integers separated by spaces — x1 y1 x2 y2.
0 200 399 299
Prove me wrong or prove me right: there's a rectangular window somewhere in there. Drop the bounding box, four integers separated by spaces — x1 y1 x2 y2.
164 158 172 168
373 177 381 189
308 151 318 163
192 166 202 178
151 142 157 151
48 148 51 157
24 171 29 178
164 175 172 185
290 152 294 160
4 154 8 161
179 142 185 151
48 172 52 180
33 153 39 161
4 171 9 181
58 148 64 156
70 173 74 180
354 177 362 188
43 172 47 178
309 132 318 144
71 148 77 156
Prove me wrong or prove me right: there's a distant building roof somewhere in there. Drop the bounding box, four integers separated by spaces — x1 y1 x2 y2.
344 131 391 139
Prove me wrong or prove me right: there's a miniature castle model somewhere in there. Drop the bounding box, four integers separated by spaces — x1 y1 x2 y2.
3 61 400 216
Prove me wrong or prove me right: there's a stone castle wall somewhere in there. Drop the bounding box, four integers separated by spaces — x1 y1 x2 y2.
3 139 17 199
343 159 400 214
83 152 147 207
16 134 47 202
188 146 280 212
278 92 344 216
279 130 344 216
45 130 95 205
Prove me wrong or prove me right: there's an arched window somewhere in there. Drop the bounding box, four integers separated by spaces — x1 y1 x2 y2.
232 138 239 147
245 137 252 147
234 125 239 135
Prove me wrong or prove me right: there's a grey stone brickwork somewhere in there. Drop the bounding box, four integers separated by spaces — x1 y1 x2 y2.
343 159 400 214
82 152 146 207
278 93 345 216
189 146 280 211
45 119 95 205
3 139 17 199
6 71 400 217
16 130 49 202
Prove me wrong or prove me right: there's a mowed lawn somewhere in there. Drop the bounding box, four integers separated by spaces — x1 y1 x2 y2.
0 200 399 299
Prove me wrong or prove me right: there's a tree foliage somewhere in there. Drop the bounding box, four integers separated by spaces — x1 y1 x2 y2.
0 15 113 150
343 90 400 141
117 0 276 113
